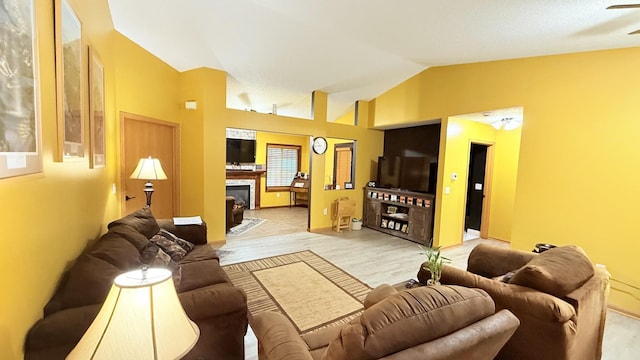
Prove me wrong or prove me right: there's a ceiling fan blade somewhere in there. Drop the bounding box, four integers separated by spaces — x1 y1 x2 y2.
607 4 640 9
629 29 640 34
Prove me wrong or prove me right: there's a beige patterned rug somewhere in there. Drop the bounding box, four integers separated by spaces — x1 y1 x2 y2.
222 250 372 334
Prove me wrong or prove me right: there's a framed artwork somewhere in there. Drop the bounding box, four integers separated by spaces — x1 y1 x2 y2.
54 0 84 161
0 0 42 179
89 47 105 168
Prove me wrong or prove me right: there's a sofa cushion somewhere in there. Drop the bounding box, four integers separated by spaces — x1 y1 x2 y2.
509 245 594 298
324 285 495 360
180 245 219 264
157 229 195 253
107 207 160 239
56 255 121 311
176 259 231 293
107 224 151 251
89 232 141 270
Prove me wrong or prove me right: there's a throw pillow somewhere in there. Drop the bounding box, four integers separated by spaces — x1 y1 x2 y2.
509 245 595 297
157 229 195 253
139 243 182 285
149 234 187 262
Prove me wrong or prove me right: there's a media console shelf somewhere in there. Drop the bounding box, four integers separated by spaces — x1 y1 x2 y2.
363 187 435 246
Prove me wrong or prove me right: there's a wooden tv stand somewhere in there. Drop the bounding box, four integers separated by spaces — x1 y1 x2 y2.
363 187 435 246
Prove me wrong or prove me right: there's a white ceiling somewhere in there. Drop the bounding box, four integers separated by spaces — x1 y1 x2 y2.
107 0 640 122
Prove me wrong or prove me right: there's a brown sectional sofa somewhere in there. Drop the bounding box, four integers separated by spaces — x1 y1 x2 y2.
253 284 520 360
25 208 248 360
439 244 610 360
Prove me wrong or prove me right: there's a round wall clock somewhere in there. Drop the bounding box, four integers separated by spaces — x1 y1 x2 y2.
312 136 328 154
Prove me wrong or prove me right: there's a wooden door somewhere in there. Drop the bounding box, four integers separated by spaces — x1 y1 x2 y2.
121 113 179 218
334 144 353 188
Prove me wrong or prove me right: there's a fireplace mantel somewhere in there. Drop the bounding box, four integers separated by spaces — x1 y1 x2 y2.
226 170 266 209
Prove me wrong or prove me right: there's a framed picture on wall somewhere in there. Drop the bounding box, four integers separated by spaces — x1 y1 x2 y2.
89 47 105 168
0 0 42 179
54 0 84 161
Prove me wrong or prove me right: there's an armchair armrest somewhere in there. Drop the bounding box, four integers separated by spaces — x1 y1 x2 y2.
364 284 398 309
441 265 576 323
253 312 313 360
467 244 535 278
178 283 247 321
564 267 610 311
157 219 208 245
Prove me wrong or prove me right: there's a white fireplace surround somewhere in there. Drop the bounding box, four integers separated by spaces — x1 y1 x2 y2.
226 179 256 209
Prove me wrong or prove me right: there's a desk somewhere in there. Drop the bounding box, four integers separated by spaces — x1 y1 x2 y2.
289 178 309 207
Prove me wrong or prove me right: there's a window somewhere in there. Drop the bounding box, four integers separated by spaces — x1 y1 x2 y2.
266 144 301 191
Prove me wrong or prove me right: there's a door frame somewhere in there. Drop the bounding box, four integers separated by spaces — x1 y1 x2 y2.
464 140 495 239
120 112 181 216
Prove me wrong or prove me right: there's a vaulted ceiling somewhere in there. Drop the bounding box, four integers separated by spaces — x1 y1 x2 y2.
107 0 640 121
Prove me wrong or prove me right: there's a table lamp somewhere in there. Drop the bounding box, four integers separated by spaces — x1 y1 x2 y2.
67 267 200 359
130 157 168 207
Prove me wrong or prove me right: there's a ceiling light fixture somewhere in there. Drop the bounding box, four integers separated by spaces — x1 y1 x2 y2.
491 117 522 131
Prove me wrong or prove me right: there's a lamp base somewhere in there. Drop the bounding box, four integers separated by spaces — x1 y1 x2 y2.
143 182 155 207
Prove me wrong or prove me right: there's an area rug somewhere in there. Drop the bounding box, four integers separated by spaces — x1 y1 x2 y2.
227 218 266 237
222 250 372 334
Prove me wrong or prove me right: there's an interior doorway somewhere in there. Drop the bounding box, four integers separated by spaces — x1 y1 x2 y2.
464 142 493 241
225 128 311 240
121 113 180 218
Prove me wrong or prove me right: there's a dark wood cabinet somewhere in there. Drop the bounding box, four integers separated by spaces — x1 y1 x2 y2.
363 187 434 246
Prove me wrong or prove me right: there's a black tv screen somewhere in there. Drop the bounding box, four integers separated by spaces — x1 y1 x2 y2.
226 139 256 163
377 156 436 193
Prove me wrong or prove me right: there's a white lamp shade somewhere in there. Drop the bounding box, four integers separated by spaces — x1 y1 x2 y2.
130 157 168 180
67 268 199 360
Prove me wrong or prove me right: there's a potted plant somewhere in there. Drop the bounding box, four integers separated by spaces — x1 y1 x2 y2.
417 245 451 285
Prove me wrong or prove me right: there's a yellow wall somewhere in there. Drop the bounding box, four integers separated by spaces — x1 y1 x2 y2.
333 106 356 125
0 0 120 358
435 118 521 248
373 47 640 315
256 131 310 208
491 126 522 241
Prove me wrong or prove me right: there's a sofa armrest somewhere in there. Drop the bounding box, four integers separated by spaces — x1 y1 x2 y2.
441 265 576 323
25 304 101 354
157 219 208 245
467 244 535 278
179 283 247 321
364 284 398 309
253 312 313 360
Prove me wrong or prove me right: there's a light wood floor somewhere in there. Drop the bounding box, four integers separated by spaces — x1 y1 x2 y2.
216 208 640 360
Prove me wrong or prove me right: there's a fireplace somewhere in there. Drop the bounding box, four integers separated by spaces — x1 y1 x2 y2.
225 170 265 209
226 185 250 208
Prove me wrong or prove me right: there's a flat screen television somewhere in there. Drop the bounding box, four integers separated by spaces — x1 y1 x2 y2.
377 156 437 193
226 138 256 163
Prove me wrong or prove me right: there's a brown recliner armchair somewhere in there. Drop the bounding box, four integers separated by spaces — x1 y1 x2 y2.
439 244 611 360
252 285 519 360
